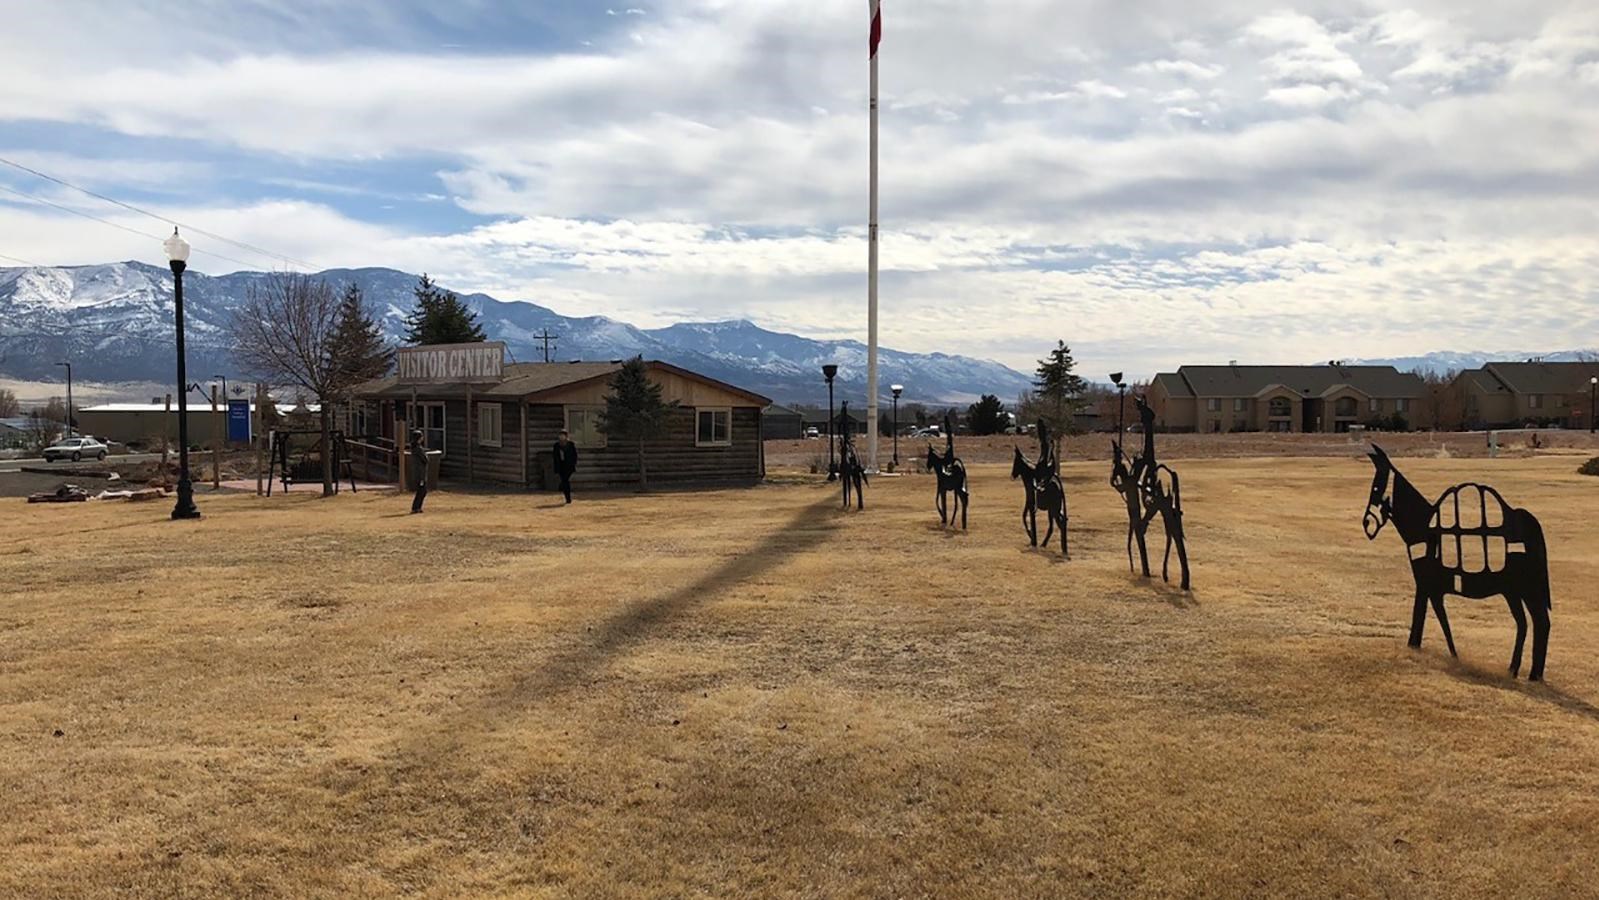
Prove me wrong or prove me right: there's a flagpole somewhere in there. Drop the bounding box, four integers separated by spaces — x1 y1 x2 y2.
866 0 881 473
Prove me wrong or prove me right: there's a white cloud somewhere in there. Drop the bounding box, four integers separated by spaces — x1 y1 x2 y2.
1 0 1597 375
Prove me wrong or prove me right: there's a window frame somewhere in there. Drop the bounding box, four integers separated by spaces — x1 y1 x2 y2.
1396 397 1410 413
564 405 607 449
1205 397 1221 412
400 401 447 457
695 407 733 447
1268 397 1293 418
1232 398 1247 413
477 402 503 448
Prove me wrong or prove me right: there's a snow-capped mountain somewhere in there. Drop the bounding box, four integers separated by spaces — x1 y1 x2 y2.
1345 350 1599 375
0 262 1034 404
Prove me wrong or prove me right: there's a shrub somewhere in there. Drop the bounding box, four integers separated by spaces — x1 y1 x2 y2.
1578 456 1599 477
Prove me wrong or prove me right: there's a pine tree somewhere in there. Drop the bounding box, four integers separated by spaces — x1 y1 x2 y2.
402 273 486 345
966 394 1008 435
327 283 394 391
1034 340 1088 436
599 356 677 490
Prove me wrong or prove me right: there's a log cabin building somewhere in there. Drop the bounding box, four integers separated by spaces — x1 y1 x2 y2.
349 343 771 489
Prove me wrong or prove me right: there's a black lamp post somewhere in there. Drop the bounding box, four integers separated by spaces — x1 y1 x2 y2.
823 364 838 481
166 228 200 520
890 383 903 467
1110 372 1125 435
1590 376 1596 434
55 360 73 438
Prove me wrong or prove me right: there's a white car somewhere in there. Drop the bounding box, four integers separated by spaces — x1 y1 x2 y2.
42 436 108 462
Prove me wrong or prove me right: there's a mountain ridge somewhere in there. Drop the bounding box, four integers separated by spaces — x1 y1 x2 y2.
0 262 1034 405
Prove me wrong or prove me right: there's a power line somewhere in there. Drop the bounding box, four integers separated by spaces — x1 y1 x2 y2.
0 251 44 267
0 155 317 271
0 182 262 270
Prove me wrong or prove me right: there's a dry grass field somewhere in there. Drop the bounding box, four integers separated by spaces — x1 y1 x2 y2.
3 453 1598 897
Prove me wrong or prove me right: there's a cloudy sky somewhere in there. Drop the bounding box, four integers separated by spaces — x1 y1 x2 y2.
1 0 1596 377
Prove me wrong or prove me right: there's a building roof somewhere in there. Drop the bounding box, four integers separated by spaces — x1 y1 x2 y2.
1152 372 1193 398
1160 365 1422 398
353 359 771 406
78 402 313 412
764 403 803 418
1480 361 1599 395
0 417 38 431
1454 368 1509 394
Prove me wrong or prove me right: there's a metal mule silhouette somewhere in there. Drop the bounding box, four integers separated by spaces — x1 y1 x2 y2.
1121 396 1190 590
837 402 868 510
1012 419 1067 555
1362 444 1552 680
925 415 969 529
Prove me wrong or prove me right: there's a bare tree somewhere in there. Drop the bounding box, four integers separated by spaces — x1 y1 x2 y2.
0 388 19 418
230 273 348 496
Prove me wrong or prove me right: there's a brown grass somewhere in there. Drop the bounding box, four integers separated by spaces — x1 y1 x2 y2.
2 456 1598 897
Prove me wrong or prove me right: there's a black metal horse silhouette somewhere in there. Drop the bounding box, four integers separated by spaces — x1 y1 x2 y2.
837 402 867 510
926 416 968 529
1013 420 1067 555
1363 444 1552 680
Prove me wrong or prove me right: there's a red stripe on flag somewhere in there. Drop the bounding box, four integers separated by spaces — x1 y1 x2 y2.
869 2 881 58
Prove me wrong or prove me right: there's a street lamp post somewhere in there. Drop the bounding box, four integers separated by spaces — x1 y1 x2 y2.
1590 376 1596 434
55 361 73 438
166 228 200 520
822 364 839 481
891 383 903 468
1110 372 1126 435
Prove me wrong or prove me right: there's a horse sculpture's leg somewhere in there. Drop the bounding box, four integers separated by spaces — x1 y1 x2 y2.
959 484 968 531
1505 594 1528 677
1170 517 1190 591
1134 510 1153 578
1408 585 1428 648
1161 518 1173 583
1057 508 1068 558
1429 594 1457 657
1528 601 1550 682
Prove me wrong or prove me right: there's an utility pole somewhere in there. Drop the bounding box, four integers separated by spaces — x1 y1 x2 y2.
533 329 559 363
211 384 221 490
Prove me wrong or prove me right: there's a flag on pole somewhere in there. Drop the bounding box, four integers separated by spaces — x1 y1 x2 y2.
869 0 882 58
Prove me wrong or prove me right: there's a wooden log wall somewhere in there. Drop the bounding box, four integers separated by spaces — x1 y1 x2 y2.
526 405 761 488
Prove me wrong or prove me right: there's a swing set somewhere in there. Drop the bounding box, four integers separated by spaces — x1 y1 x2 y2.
265 428 359 495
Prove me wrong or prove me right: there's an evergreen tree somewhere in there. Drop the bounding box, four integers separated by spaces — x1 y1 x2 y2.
402 273 486 345
966 394 1008 435
1034 341 1088 436
599 356 677 490
327 283 394 391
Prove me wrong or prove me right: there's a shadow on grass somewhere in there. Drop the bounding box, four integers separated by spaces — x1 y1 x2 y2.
464 492 838 711
1433 655 1599 723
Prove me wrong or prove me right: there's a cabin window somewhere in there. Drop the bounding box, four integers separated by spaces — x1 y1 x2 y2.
1232 398 1247 412
696 408 732 447
399 402 446 456
1268 397 1292 417
477 402 503 447
1206 398 1221 412
565 406 607 449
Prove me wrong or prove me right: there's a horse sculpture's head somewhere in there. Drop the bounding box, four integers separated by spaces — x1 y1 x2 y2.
1363 444 1394 540
1011 446 1029 480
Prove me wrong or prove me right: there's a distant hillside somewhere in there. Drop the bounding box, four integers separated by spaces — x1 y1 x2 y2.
0 262 1035 405
1345 349 1599 375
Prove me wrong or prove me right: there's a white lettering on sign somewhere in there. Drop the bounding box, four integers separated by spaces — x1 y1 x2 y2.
396 342 506 384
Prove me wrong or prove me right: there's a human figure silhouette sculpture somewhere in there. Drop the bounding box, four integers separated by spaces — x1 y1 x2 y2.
1110 439 1150 576
1362 444 1552 679
926 415 968 529
837 402 867 510
408 428 429 514
1013 440 1068 555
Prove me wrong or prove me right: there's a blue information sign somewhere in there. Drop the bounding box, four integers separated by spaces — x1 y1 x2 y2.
227 399 252 443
